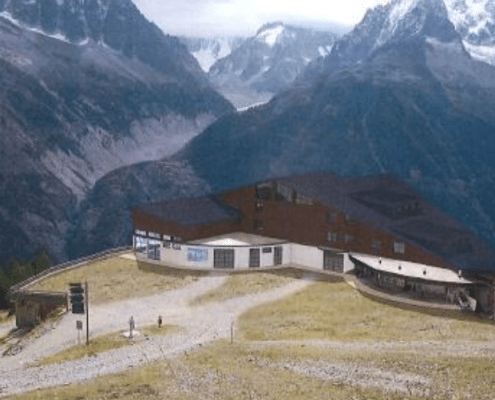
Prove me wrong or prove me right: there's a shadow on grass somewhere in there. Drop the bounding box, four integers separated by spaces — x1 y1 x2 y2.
137 261 210 278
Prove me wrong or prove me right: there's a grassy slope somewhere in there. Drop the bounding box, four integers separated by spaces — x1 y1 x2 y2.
239 279 495 342
27 256 207 305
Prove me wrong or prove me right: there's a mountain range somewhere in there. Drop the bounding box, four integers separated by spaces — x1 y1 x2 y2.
206 22 339 109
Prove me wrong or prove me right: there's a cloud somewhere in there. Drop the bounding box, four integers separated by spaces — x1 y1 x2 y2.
133 0 389 37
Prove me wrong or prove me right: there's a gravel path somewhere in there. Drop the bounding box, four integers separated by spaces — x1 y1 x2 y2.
0 275 312 397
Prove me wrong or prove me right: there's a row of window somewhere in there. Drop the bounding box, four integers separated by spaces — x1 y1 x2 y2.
327 232 355 244
327 233 406 254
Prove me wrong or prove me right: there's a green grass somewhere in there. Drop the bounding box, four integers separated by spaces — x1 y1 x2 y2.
28 255 207 305
190 270 297 305
239 279 495 342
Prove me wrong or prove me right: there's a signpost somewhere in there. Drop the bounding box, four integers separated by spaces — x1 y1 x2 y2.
85 281 89 345
69 282 89 345
76 320 83 345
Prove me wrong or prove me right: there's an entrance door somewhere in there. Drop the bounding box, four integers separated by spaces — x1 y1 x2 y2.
323 251 344 272
249 248 260 268
273 246 283 266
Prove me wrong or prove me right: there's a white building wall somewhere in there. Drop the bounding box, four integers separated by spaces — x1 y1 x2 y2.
343 253 355 273
290 244 323 269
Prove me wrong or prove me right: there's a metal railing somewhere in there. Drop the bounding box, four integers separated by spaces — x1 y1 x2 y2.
9 246 132 295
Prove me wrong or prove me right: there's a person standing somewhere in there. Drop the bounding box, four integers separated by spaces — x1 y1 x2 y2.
129 316 135 338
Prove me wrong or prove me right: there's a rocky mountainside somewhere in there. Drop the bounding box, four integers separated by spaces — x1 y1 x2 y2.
0 0 234 265
176 0 495 264
208 22 339 109
180 36 245 73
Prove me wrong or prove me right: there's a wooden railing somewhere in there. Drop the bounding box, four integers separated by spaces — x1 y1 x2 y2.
9 246 132 295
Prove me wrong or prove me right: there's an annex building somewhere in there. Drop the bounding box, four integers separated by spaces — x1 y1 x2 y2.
132 173 495 315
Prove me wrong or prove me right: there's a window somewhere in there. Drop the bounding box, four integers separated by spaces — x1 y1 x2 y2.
323 251 344 272
372 240 382 254
255 200 264 212
262 247 272 253
254 219 264 230
344 234 354 244
147 239 161 260
327 211 337 223
148 231 161 239
345 214 356 224
249 248 260 268
274 247 283 265
188 248 208 262
327 232 338 243
135 229 146 237
134 236 147 253
214 249 235 269
393 241 405 254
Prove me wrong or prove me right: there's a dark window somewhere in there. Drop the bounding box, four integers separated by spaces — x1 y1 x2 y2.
393 241 405 254
323 251 344 272
262 247 272 253
372 240 381 254
327 232 338 242
249 248 260 268
254 219 264 230
327 211 337 223
255 200 264 212
214 249 235 269
344 234 354 244
274 247 283 265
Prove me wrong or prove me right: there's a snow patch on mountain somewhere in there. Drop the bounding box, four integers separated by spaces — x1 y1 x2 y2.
0 11 71 43
463 40 495 63
257 24 284 47
181 36 244 72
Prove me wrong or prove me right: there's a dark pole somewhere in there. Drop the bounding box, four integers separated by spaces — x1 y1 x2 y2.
85 281 89 345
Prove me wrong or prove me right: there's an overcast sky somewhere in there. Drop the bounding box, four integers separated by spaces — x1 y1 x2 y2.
132 0 390 37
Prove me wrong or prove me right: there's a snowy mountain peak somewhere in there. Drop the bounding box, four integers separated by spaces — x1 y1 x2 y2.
375 0 456 48
255 22 285 47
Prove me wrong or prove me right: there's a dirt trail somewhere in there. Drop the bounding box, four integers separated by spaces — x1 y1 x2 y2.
0 275 312 397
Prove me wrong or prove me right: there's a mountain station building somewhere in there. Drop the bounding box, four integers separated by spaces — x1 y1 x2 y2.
132 173 495 315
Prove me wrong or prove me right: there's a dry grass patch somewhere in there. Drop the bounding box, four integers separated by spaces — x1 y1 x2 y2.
12 340 431 400
33 331 131 366
239 280 495 342
11 339 495 399
28 256 206 305
0 310 12 324
190 270 297 305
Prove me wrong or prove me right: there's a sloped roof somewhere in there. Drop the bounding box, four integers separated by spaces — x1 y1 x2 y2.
136 196 241 227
